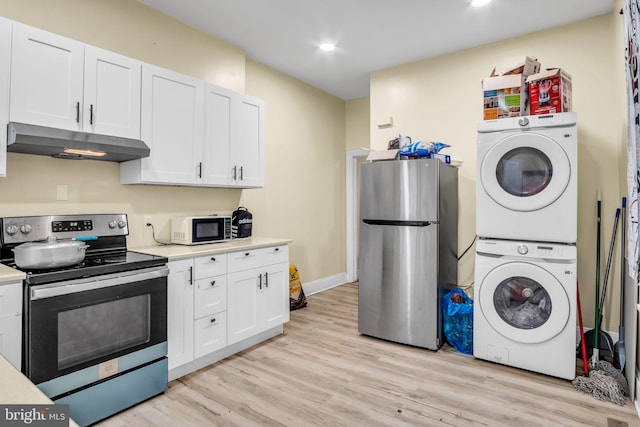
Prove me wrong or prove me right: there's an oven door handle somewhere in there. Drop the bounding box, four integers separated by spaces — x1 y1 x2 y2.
30 266 170 300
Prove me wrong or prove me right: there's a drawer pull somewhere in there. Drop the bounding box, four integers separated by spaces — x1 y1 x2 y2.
211 280 216 287
275 248 279 252
210 318 216 323
211 257 216 262
245 252 250 256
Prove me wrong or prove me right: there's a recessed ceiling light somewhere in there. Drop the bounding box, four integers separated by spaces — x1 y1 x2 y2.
320 43 336 52
471 0 492 6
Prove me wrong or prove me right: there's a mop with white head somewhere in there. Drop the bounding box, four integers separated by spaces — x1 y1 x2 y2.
572 360 628 405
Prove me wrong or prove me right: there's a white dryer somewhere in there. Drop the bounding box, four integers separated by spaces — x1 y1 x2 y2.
474 238 576 380
477 112 577 243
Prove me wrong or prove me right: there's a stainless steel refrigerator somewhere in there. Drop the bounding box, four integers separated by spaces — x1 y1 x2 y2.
358 158 458 350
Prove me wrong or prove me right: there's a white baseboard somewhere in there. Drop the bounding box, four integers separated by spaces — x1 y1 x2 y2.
302 272 348 296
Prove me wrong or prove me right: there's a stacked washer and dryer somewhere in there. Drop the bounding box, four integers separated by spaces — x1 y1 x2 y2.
474 112 578 380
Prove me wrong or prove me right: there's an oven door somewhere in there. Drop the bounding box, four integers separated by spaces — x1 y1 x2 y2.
25 266 168 386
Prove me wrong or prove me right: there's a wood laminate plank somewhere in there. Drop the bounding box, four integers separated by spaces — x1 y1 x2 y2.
96 283 640 427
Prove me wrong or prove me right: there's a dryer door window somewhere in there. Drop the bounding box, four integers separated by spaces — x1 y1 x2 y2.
496 148 552 197
493 276 552 329
479 261 570 344
480 132 571 212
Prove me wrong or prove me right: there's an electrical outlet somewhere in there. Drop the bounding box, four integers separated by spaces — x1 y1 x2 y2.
144 216 152 227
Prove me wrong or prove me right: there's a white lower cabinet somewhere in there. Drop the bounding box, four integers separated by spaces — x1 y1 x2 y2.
0 281 23 370
167 254 228 370
167 258 194 370
167 245 289 376
227 246 289 345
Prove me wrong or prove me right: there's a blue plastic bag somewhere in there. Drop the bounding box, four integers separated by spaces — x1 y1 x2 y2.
398 141 450 158
442 288 473 355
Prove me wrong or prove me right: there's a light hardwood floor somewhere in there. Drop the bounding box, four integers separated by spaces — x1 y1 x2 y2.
97 283 640 427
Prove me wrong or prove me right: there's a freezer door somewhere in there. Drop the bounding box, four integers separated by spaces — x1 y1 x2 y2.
358 221 441 349
360 159 439 222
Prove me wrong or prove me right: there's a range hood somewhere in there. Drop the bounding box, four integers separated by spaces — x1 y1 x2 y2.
7 122 150 162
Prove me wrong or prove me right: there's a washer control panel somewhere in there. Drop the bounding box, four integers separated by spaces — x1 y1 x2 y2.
476 238 576 261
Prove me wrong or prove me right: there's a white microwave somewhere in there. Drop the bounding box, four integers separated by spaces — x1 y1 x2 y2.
171 215 232 245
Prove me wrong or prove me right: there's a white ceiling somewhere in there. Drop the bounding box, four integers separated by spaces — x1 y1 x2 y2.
138 0 614 100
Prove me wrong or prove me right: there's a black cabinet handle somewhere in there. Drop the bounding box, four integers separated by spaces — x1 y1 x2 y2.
245 252 250 256
210 318 216 323
75 101 80 123
275 248 279 252
211 257 216 262
232 166 237 180
89 104 94 125
210 280 216 287
197 162 202 178
188 266 193 285
239 166 243 180
258 273 262 290
265 272 269 288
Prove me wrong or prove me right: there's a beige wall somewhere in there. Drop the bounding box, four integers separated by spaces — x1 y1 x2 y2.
0 0 347 283
346 97 371 151
371 9 626 330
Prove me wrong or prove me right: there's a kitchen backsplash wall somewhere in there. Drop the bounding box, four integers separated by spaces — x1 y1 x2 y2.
0 152 241 248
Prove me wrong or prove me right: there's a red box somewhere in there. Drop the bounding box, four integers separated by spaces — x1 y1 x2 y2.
526 69 572 115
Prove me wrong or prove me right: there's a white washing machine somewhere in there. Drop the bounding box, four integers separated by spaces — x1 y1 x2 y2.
477 112 577 243
474 238 576 380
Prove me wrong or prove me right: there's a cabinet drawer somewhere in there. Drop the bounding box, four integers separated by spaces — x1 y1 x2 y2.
194 253 227 279
194 312 227 358
0 282 22 318
262 245 289 266
194 275 227 318
227 249 263 273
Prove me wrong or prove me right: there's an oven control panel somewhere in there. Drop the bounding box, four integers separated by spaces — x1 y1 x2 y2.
1 214 129 244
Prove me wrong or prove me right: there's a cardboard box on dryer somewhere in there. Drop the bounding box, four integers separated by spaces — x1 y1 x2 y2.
482 56 541 120
526 68 572 115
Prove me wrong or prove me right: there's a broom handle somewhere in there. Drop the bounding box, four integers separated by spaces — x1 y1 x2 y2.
597 208 620 328
594 193 601 358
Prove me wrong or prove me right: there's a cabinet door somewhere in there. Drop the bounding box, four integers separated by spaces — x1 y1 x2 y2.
261 262 290 330
0 17 11 177
194 312 227 359
138 65 204 184
0 281 22 370
10 23 84 130
0 315 21 370
202 84 232 186
167 259 194 370
229 94 264 188
227 268 260 345
83 46 141 139
194 275 227 318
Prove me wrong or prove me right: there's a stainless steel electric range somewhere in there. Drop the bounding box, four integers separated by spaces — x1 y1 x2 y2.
0 214 169 427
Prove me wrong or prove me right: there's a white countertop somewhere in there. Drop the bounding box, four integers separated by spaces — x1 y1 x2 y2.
0 263 25 284
130 236 292 261
0 356 79 426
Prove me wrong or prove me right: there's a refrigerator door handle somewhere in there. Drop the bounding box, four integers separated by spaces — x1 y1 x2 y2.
362 219 435 227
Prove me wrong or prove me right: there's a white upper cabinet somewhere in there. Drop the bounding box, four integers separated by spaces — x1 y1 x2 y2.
9 23 141 139
0 17 12 177
231 94 264 188
121 64 204 185
82 46 141 138
203 84 264 188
